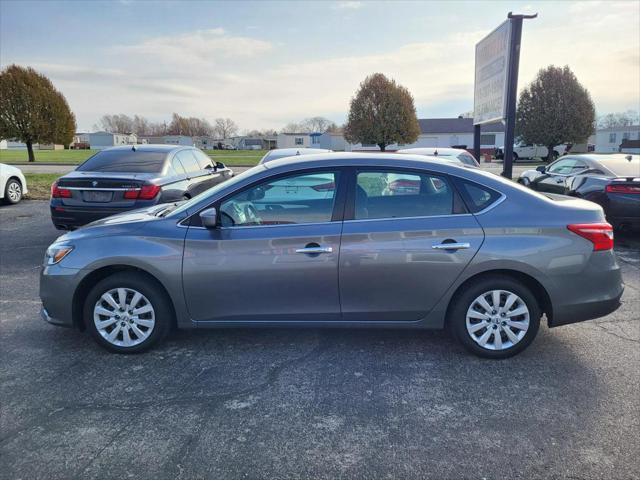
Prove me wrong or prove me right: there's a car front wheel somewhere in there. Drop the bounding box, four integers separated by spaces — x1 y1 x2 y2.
449 275 541 359
4 179 23 204
84 272 172 353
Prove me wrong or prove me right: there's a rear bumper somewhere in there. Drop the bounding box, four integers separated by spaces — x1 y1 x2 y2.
549 287 623 327
50 203 157 229
548 251 624 327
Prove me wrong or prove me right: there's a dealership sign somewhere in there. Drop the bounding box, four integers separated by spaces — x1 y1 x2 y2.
473 20 511 125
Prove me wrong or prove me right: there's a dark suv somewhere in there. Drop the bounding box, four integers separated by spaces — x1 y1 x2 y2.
50 145 233 230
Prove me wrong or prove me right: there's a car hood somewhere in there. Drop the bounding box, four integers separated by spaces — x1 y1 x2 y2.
54 203 185 243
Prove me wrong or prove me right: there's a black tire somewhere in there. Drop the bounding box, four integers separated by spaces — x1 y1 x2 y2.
4 178 23 204
83 272 172 353
448 275 541 359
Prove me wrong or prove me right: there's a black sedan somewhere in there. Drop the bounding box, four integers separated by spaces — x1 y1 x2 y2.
50 145 233 230
518 154 640 231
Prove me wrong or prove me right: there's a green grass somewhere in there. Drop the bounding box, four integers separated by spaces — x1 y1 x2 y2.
24 173 60 200
0 149 97 164
1 148 265 166
205 149 265 166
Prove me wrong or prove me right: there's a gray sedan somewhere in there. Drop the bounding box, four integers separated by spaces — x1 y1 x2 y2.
40 153 623 358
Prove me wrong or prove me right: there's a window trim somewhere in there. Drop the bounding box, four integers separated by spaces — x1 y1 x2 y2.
343 167 468 222
451 176 504 214
185 166 349 228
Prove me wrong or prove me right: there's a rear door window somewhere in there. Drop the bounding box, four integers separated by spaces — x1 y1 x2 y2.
355 170 454 220
455 179 502 213
176 150 201 174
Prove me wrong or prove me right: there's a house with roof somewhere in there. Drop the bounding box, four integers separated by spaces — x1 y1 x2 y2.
88 132 138 150
346 117 505 153
594 125 640 153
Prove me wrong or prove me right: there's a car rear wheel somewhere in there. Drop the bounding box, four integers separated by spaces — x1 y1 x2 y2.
449 276 540 359
4 179 23 204
84 272 171 353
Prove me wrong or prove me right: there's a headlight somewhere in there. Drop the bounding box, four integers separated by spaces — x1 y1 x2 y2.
45 244 74 265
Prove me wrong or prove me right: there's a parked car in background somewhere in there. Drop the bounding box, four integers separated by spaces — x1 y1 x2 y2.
495 143 568 162
259 148 332 164
518 154 639 231
50 145 233 230
397 147 480 167
0 163 28 205
41 153 623 359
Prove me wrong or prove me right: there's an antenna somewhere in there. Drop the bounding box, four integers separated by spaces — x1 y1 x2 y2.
131 145 136 152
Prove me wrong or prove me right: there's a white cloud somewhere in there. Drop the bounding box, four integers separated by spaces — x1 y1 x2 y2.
111 28 273 67
332 1 363 10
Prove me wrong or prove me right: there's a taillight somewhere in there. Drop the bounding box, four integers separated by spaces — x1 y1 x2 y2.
123 184 160 200
567 223 614 251
606 184 640 194
51 182 72 199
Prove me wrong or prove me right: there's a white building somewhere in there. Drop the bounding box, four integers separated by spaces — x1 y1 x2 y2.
594 125 640 153
0 140 65 150
346 118 505 153
277 133 313 149
139 135 194 147
88 132 138 150
318 132 348 151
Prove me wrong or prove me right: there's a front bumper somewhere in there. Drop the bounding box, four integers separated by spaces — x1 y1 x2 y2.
39 264 84 328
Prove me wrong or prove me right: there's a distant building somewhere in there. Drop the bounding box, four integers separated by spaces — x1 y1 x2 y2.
594 125 640 153
139 135 194 147
318 132 347 151
620 139 640 154
0 140 65 150
193 136 217 150
277 133 313 149
88 132 138 150
341 117 505 154
237 136 277 150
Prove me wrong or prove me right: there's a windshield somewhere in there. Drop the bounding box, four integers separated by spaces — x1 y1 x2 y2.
167 165 265 217
77 150 168 173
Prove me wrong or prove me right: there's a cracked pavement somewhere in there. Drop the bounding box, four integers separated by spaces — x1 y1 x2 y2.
1 200 639 479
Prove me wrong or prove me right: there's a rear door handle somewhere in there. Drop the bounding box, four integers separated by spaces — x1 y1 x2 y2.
295 246 333 254
432 242 471 251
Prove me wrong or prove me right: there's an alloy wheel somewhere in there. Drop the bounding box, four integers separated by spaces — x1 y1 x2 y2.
93 287 155 347
465 289 530 351
7 181 22 202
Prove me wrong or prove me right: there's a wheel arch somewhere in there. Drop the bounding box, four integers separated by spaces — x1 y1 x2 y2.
444 269 553 326
72 265 177 331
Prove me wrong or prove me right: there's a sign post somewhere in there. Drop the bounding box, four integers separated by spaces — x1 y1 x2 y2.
473 12 537 178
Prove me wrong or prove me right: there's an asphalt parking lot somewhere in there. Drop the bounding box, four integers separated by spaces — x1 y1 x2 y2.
1 200 638 480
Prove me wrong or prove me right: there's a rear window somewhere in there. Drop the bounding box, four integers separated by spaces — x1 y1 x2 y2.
600 157 640 177
78 150 166 173
455 179 502 213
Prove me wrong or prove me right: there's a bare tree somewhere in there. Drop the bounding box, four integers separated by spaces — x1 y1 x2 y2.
214 118 238 139
168 113 213 136
94 114 134 134
597 110 639 129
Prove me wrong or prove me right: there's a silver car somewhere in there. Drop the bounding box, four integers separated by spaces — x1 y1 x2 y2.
40 153 623 358
259 148 332 164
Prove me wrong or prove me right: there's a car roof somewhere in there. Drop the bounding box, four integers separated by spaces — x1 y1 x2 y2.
396 147 468 156
262 152 473 172
102 144 190 153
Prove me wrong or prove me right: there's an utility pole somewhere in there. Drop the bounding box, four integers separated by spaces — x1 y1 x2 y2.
502 12 537 179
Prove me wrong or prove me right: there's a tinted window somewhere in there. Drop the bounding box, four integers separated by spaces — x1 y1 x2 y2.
457 153 479 166
77 150 166 173
220 171 339 227
456 179 502 213
176 150 201 174
170 156 186 175
355 170 454 220
547 158 587 174
193 150 213 169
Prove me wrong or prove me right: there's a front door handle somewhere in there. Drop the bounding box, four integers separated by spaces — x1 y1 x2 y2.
296 245 333 254
432 242 471 251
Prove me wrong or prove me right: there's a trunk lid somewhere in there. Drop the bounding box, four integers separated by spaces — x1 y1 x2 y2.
55 171 159 207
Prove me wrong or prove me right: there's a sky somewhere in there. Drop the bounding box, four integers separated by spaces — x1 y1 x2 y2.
1 0 639 132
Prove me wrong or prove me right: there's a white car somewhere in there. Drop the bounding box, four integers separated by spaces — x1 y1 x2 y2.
396 147 480 167
259 148 332 164
495 144 568 162
0 163 28 205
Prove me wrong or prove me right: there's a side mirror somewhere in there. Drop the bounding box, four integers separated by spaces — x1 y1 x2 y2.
216 161 225 169
536 165 546 173
199 207 218 229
